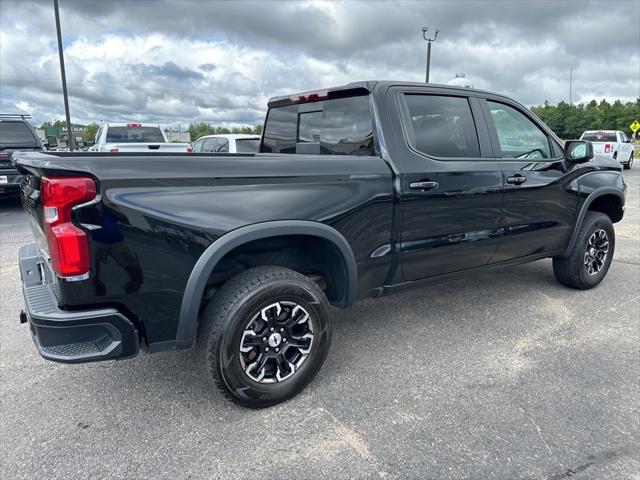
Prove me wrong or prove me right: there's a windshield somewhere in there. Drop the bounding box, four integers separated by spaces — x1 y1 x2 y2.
0 121 38 146
106 126 165 143
582 132 617 142
235 138 260 153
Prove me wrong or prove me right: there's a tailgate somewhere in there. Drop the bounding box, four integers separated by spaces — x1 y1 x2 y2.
590 142 610 155
20 174 50 259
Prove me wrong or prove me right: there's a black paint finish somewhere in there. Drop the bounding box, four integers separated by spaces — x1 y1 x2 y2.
15 81 626 355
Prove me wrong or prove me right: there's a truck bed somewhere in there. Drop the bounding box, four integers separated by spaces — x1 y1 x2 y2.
14 150 394 349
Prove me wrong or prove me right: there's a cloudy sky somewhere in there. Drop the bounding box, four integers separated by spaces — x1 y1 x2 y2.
0 0 638 128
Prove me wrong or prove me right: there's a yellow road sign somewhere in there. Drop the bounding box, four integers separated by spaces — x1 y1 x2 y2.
630 120 640 133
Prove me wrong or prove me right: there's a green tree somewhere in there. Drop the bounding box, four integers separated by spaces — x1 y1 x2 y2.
84 123 99 143
530 98 640 139
188 122 215 141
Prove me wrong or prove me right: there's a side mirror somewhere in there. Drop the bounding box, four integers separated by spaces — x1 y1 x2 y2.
564 140 593 163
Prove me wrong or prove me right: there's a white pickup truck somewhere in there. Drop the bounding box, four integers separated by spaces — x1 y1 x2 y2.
89 123 192 153
580 130 634 169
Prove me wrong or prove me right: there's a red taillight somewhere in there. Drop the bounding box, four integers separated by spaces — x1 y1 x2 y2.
0 152 8 157
604 144 611 153
186 146 193 153
41 177 96 277
110 148 119 152
127 123 142 127
289 89 329 103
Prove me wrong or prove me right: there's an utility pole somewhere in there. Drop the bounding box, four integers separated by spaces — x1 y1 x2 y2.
53 0 73 151
569 67 573 106
421 27 439 83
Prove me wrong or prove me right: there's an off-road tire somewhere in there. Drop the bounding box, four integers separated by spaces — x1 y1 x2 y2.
196 265 332 408
553 212 615 289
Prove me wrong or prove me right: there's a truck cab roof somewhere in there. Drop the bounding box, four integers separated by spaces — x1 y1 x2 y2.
267 80 516 107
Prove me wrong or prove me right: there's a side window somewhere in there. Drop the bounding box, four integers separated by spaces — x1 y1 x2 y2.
261 106 297 153
202 138 216 153
192 139 203 153
487 101 551 159
403 94 480 158
619 132 627 143
214 138 229 153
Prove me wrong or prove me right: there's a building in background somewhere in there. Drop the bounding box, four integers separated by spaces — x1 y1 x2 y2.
44 123 87 147
165 129 191 143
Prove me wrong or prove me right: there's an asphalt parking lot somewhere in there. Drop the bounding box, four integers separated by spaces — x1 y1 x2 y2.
1 168 638 480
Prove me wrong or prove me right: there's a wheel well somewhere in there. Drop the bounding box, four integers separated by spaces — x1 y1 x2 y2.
203 234 349 305
588 195 623 223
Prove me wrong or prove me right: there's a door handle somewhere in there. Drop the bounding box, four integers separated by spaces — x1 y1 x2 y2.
409 180 438 191
506 175 527 185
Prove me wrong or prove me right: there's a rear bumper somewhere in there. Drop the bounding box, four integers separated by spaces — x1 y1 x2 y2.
19 243 139 363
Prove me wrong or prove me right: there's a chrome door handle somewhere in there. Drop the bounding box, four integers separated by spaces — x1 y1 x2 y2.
506 175 526 185
409 181 438 191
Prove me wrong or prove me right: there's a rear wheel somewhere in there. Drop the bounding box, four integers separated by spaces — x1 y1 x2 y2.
553 212 615 289
197 266 332 408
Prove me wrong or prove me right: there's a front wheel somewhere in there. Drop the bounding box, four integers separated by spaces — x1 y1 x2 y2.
553 212 615 289
624 152 633 170
197 266 332 408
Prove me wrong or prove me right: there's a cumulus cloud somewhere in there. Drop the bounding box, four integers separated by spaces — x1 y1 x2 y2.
0 0 638 127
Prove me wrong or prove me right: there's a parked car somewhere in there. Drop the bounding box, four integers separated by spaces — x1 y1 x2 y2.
192 134 261 153
580 130 634 169
15 81 625 408
89 122 192 153
0 113 43 197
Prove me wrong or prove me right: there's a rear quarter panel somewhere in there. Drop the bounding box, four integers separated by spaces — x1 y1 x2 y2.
38 153 394 346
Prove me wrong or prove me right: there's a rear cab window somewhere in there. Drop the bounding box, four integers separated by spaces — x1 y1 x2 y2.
236 138 259 153
581 132 618 143
106 126 165 143
261 91 375 156
0 121 39 146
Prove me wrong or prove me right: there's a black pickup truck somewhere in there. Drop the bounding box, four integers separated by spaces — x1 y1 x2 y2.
15 81 625 408
0 115 43 196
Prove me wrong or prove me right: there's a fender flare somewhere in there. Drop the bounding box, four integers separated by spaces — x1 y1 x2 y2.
175 220 358 348
562 187 625 257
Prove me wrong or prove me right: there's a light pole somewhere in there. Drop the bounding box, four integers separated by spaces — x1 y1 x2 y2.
53 0 73 151
421 27 439 83
569 67 573 106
